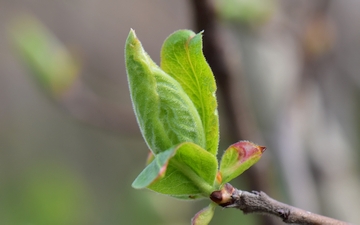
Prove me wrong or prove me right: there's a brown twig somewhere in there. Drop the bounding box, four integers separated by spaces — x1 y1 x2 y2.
211 183 351 225
232 190 351 225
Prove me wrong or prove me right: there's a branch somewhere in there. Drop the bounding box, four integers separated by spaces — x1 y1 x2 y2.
211 183 352 225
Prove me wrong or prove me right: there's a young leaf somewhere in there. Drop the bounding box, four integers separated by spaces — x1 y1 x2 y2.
219 141 266 184
161 30 219 156
132 142 218 199
191 203 216 225
125 29 205 154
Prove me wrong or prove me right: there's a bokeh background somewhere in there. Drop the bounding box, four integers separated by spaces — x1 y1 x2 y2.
1 0 360 225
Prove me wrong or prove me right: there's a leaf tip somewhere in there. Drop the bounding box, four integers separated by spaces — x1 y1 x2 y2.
259 145 267 153
131 179 141 189
126 28 138 44
129 28 136 35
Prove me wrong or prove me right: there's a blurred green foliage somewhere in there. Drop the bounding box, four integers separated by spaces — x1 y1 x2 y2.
215 0 276 26
11 16 80 97
0 163 92 225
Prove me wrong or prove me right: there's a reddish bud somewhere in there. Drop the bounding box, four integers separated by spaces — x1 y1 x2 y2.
210 183 236 207
210 190 222 203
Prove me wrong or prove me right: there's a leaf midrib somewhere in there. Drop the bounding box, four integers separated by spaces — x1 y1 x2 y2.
171 158 214 196
184 37 207 149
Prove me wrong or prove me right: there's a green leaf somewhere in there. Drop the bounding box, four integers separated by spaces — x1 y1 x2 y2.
125 29 206 154
132 142 218 199
161 30 219 156
191 203 216 225
219 141 266 184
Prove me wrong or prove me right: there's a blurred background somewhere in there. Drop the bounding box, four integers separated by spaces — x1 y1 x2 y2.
1 0 360 224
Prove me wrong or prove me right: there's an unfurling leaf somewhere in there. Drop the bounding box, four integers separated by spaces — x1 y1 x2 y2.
191 203 216 225
161 30 219 156
219 141 266 184
132 142 218 199
125 29 205 154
